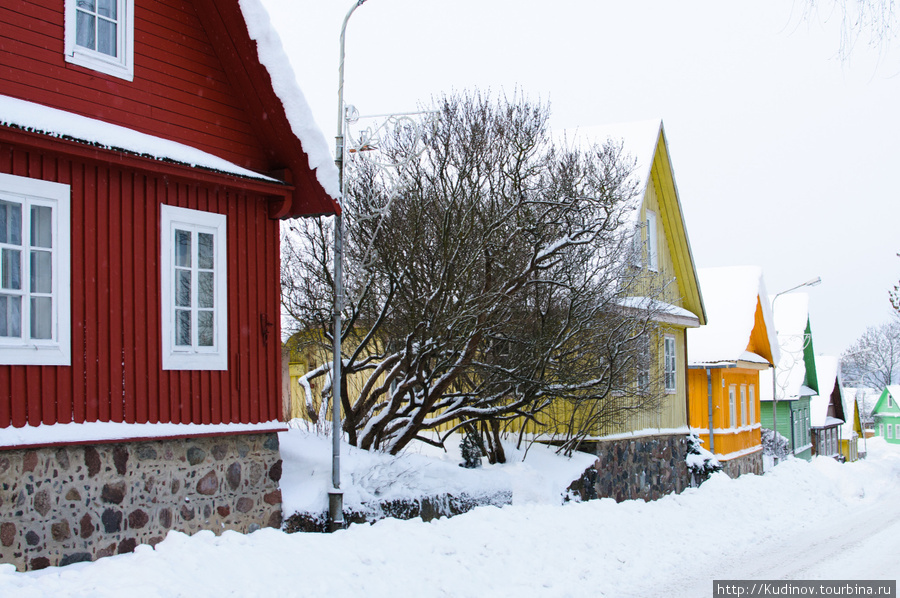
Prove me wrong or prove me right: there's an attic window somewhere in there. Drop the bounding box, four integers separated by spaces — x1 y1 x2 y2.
65 0 135 82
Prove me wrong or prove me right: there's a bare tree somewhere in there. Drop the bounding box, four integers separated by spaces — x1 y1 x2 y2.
803 0 898 56
283 91 668 460
840 320 900 388
890 253 900 313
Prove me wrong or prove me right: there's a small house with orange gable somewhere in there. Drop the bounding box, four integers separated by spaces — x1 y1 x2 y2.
687 266 779 477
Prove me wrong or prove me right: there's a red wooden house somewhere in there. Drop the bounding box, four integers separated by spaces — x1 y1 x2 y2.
0 0 338 570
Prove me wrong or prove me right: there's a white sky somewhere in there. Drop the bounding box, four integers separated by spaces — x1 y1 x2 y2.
263 0 900 356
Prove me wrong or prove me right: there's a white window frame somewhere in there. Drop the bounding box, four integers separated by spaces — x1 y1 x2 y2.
896 424 900 439
879 423 884 437
728 384 737 428
160 205 227 370
749 384 756 424
889 425 894 439
646 210 658 272
740 384 748 426
0 174 71 366
663 334 676 394
64 0 135 82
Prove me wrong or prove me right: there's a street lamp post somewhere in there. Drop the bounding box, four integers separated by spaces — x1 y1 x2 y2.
329 0 369 533
770 276 821 465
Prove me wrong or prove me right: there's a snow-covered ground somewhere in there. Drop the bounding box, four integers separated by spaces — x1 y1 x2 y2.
2 435 898 597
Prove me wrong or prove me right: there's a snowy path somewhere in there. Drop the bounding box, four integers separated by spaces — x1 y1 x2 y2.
1 440 898 597
662 486 900 597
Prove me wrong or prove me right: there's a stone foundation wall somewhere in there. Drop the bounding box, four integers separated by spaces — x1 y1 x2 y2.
567 434 692 503
719 450 763 478
0 432 282 571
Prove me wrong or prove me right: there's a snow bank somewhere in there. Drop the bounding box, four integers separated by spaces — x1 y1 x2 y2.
279 427 598 516
3 440 899 597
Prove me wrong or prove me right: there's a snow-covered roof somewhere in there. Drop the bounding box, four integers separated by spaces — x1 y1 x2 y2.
557 119 662 218
810 356 844 427
617 296 701 326
761 292 812 401
240 0 340 199
687 266 778 366
0 95 277 182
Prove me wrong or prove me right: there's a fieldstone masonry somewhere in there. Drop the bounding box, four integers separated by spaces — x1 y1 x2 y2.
567 434 693 502
0 432 283 571
719 450 763 478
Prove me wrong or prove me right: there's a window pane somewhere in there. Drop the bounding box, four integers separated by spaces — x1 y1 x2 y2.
31 206 52 248
31 250 52 294
198 310 214 347
0 200 22 245
175 229 191 267
31 297 52 340
1 249 21 290
175 309 191 346
175 269 191 308
98 0 116 19
198 233 214 269
76 10 95 50
77 0 97 10
97 19 117 57
198 271 214 308
0 295 21 338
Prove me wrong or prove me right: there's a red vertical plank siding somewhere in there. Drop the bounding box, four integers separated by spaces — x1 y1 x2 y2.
1 132 301 431
121 173 136 423
96 167 111 423
108 169 124 423
56 157 74 424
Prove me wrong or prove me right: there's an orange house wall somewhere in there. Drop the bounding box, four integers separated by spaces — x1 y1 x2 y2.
688 367 763 458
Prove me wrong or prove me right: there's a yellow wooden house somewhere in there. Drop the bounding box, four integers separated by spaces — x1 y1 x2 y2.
552 120 707 441
686 266 779 476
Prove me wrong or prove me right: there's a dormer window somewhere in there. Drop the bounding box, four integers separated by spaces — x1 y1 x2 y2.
65 0 134 81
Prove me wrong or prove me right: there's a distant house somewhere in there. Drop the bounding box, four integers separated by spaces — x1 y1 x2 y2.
809 355 845 460
686 266 779 477
872 386 900 444
760 293 818 461
557 121 707 501
0 0 338 570
839 387 865 462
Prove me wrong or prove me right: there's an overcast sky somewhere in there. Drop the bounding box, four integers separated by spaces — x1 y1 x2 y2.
264 0 900 357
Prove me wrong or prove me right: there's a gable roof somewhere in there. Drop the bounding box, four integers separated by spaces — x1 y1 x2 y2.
874 385 900 415
687 266 779 367
559 120 706 326
1 0 340 219
810 355 845 428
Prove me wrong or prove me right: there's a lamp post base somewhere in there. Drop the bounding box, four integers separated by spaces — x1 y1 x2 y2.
328 489 344 532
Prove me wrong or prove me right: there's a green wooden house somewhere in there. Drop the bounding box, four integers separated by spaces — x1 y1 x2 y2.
760 293 818 461
872 386 900 444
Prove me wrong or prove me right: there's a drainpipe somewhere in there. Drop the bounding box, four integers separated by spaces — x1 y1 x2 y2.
706 368 714 453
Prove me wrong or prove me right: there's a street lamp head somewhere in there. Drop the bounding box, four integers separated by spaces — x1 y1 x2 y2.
804 276 822 288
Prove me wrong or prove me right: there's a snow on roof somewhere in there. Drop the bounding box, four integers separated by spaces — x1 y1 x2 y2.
0 95 277 182
765 292 811 401
617 296 700 324
687 266 778 366
557 119 662 217
241 0 341 200
810 356 844 428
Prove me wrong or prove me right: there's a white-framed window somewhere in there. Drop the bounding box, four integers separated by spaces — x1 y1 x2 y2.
740 384 748 426
663 334 676 393
896 424 900 439
889 425 894 439
749 384 756 424
64 0 135 81
889 395 894 408
646 210 658 272
728 384 737 428
0 174 71 366
879 423 884 437
160 205 227 370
